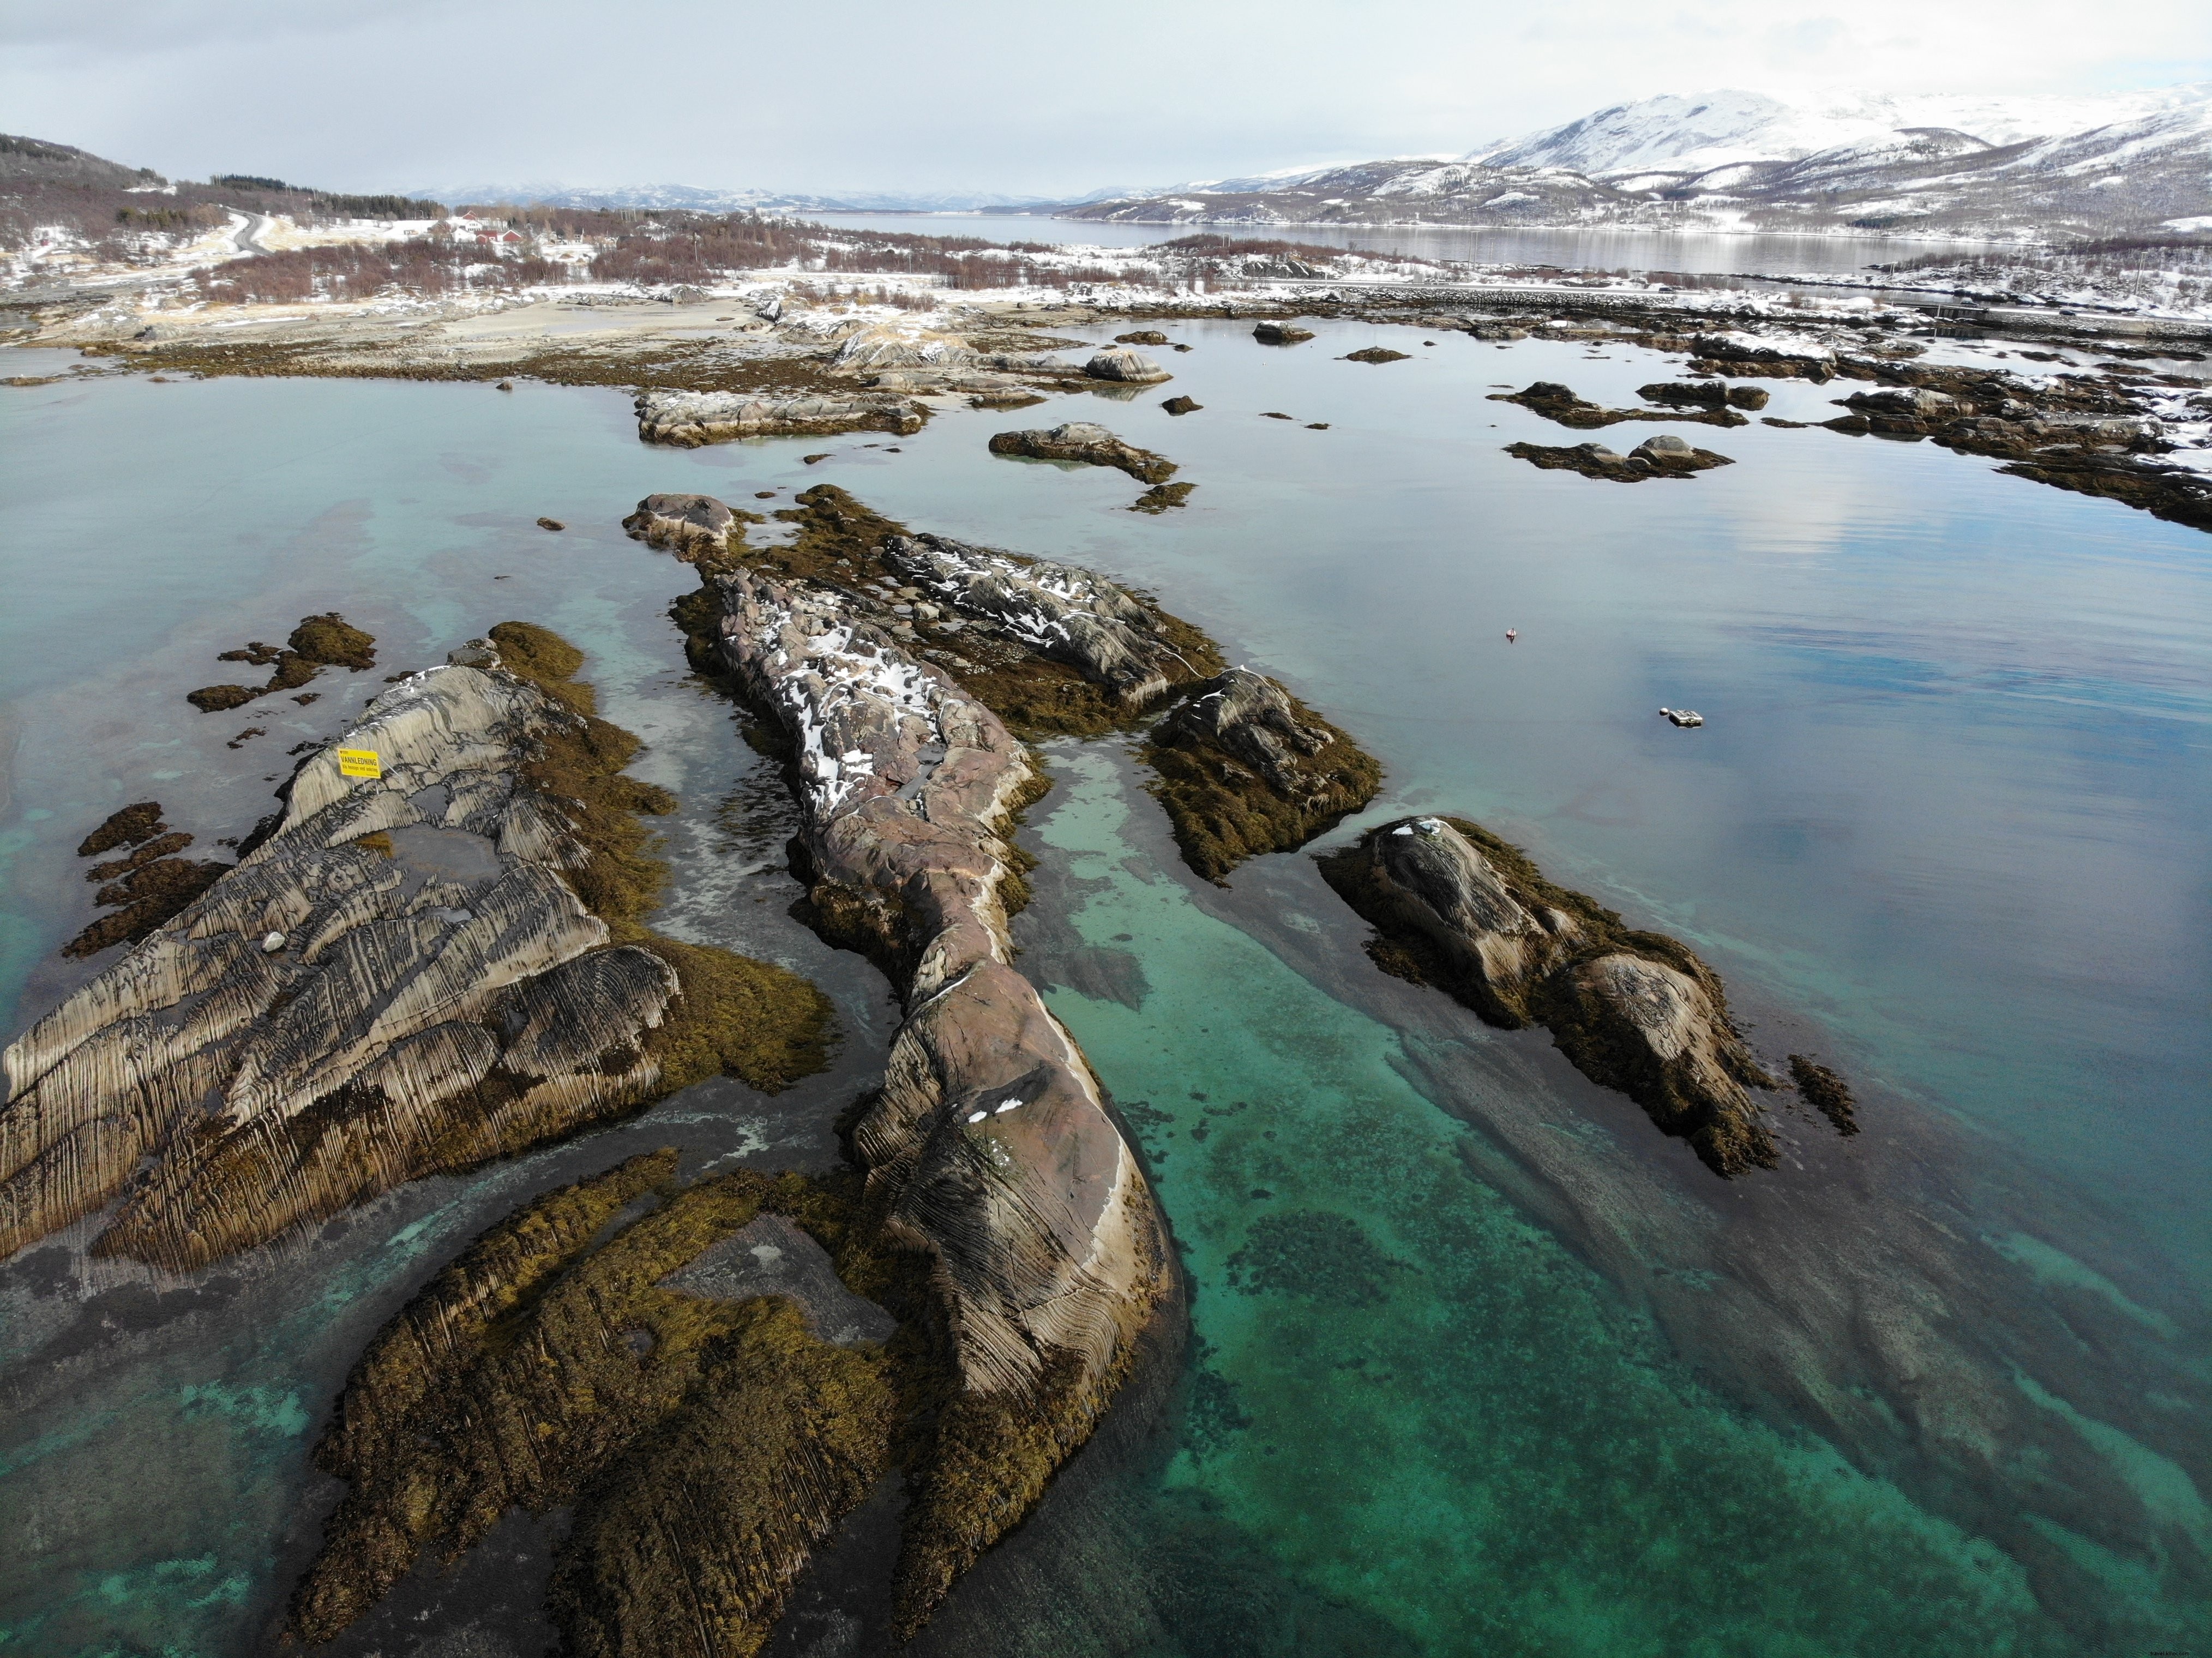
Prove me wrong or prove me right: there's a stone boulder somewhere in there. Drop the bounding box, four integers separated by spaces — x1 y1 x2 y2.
622 492 739 563
986 420 1177 484
1252 321 1316 344
1320 815 1778 1176
1083 347 1171 384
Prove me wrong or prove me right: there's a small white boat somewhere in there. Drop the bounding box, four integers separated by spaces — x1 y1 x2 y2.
1660 707 1704 728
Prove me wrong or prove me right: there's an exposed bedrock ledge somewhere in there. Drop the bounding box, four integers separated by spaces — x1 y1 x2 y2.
0 628 830 1270
1319 813 1781 1176
702 564 1174 1633
635 387 925 446
987 420 1179 485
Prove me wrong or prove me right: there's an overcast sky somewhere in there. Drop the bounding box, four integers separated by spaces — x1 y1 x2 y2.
4 0 2208 196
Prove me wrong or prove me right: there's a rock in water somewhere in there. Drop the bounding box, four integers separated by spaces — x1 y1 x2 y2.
1505 438 1734 481
622 491 743 565
1252 320 1315 344
634 388 923 446
1344 346 1411 363
1161 394 1202 414
1147 667 1381 882
986 420 1178 484
1082 347 1171 383
0 631 830 1270
1319 814 1780 1175
702 565 1174 1634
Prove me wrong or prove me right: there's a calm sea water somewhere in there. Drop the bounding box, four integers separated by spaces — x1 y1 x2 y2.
806 212 1994 275
0 317 2204 1655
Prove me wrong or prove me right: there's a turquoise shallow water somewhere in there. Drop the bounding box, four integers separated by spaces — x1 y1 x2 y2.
0 319 2206 1653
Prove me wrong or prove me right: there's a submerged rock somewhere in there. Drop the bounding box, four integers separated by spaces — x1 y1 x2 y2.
188 612 377 713
1129 481 1197 513
1319 814 1781 1175
635 388 923 446
0 629 829 1270
986 419 1178 484
1147 667 1382 884
1639 380 1769 411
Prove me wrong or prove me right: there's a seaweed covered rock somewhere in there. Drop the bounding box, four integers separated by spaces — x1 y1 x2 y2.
623 491 744 567
987 420 1177 484
1252 321 1315 344
881 531 1187 708
1493 382 1747 430
1130 482 1197 513
1505 438 1734 482
635 388 924 446
290 1153 901 1655
1319 814 1780 1175
0 630 830 1270
1147 667 1381 883
1161 395 1202 415
1344 346 1411 364
188 612 378 712
702 566 1173 1635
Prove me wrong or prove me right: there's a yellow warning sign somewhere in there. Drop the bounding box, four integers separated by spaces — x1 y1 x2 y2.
337 748 382 780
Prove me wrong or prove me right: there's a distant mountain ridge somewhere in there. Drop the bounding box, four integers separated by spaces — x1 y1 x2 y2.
1057 84 2212 239
408 181 1134 214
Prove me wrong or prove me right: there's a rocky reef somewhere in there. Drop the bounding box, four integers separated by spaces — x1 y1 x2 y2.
1147 668 1382 884
1506 435 1734 481
1319 814 1782 1175
987 420 1178 484
0 624 830 1270
698 556 1176 1633
1492 381 1747 430
635 388 925 446
186 611 377 713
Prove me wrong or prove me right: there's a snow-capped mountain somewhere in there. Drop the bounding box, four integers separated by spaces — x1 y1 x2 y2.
1058 84 2212 239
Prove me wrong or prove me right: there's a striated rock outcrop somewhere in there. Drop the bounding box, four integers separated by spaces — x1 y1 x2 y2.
1147 667 1382 883
1505 437 1734 481
0 627 830 1271
987 420 1178 484
701 564 1174 1632
635 388 924 446
1319 814 1781 1175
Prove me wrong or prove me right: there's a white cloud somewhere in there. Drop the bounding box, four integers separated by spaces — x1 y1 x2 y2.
3 0 2206 195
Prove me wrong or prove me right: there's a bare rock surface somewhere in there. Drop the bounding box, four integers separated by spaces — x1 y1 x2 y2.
635 388 923 446
881 531 1183 707
987 420 1178 484
1320 814 1781 1176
